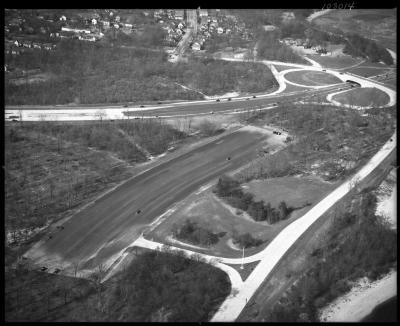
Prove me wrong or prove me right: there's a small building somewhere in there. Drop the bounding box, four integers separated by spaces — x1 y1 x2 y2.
59 15 67 21
217 27 224 34
114 23 120 29
92 18 97 25
115 15 120 22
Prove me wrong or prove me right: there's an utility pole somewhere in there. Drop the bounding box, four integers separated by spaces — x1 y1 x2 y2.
240 246 244 269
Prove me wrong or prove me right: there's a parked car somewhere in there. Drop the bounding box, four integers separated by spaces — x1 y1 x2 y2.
40 267 48 271
227 98 231 101
253 95 257 98
123 104 128 107
216 99 220 102
140 105 145 108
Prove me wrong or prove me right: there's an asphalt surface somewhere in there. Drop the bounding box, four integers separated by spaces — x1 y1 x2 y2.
26 128 268 272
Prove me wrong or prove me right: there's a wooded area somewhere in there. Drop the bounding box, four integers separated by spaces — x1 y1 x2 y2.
5 39 277 105
267 190 397 322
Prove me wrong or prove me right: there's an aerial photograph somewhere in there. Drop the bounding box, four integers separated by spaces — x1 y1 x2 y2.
4 7 397 322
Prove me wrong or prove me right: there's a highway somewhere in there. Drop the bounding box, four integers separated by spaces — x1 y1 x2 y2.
25 128 268 275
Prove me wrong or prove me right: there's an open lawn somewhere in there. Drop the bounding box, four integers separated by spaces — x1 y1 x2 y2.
284 70 342 86
305 55 364 69
332 87 390 107
243 175 336 209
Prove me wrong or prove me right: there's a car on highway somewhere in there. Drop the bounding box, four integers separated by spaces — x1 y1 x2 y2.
157 101 162 104
246 98 250 100
11 119 19 122
322 69 326 72
134 117 140 120
216 99 220 102
123 104 128 108
140 105 145 108
227 98 232 101
272 103 278 106
211 111 214 114
253 95 257 98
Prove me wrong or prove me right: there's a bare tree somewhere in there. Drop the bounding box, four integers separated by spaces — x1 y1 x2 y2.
95 110 107 124
89 264 106 312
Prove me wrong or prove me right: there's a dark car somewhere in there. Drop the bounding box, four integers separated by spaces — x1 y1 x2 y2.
137 209 142 214
246 98 250 100
211 111 214 114
226 157 231 161
157 102 162 104
40 267 48 272
216 99 220 102
140 105 145 108
340 72 344 75
227 98 231 101
53 268 61 274
134 117 140 120
322 69 326 72
253 95 257 98
11 119 19 122
123 104 128 108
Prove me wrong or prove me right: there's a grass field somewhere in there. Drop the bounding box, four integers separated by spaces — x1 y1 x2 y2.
332 87 390 107
243 176 335 209
346 66 392 78
273 65 298 73
284 70 342 86
305 55 364 69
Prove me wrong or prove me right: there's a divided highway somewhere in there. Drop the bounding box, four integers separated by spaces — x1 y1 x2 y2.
25 128 268 276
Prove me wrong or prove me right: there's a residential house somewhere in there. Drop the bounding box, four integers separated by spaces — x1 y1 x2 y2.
175 9 184 20
79 34 96 42
32 42 41 49
61 26 91 34
59 15 67 21
114 23 120 29
115 15 120 22
192 42 201 51
217 27 224 34
43 43 53 50
199 9 208 17
177 22 185 29
22 41 32 48
92 18 97 25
